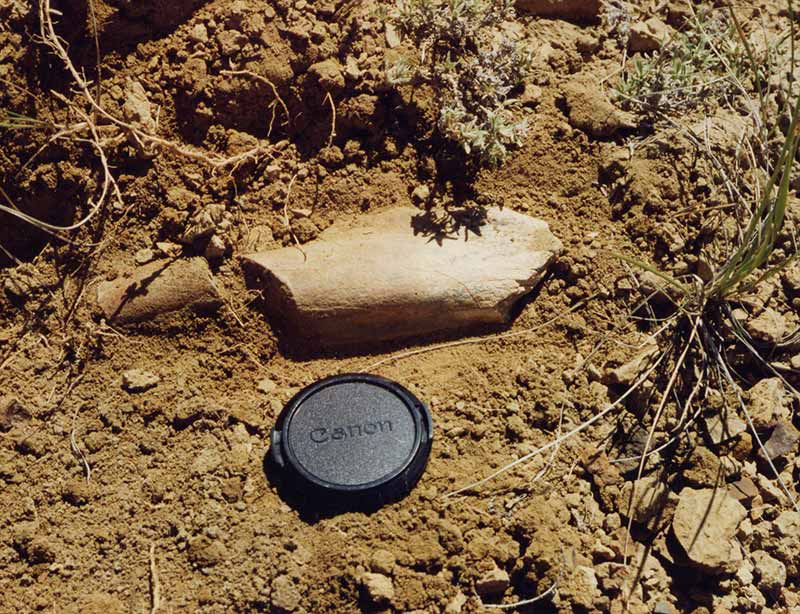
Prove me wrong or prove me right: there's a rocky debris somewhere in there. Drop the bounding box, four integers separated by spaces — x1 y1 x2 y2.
558 565 600 611
748 377 790 429
370 549 396 575
179 204 233 246
475 565 510 597
444 592 468 614
0 397 31 431
411 184 431 204
746 307 787 344
134 247 155 265
629 17 671 52
515 0 600 22
602 341 659 386
361 572 394 606
187 535 228 568
122 79 156 134
728 477 759 507
704 411 747 445
562 74 636 137
751 550 786 596
96 257 221 324
242 207 562 345
683 446 738 488
672 487 746 573
256 377 277 395
271 575 302 613
121 369 160 393
612 476 675 530
783 261 800 294
757 418 800 463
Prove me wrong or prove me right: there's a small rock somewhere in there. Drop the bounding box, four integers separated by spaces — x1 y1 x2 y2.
243 225 274 252
271 575 301 613
728 477 759 506
134 248 155 265
0 397 32 431
309 58 345 93
155 241 182 257
748 378 790 429
751 550 786 596
704 411 747 445
782 261 800 294
361 572 394 606
475 566 510 597
736 558 755 585
204 234 227 259
121 369 160 393
629 17 671 52
746 307 787 344
444 592 468 614
187 536 228 567
96 257 222 324
603 342 659 386
189 23 208 44
520 82 542 107
758 418 800 463
256 377 277 395
411 184 430 203
653 601 677 614
672 487 747 574
122 79 156 133
562 73 636 137
370 549 396 575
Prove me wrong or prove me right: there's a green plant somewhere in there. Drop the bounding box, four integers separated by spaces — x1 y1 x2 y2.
0 108 44 130
386 0 531 167
613 6 748 114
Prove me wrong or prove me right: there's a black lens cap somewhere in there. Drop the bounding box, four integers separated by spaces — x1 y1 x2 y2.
269 374 432 507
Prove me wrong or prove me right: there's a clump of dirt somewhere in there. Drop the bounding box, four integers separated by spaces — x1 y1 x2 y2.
2 1 800 613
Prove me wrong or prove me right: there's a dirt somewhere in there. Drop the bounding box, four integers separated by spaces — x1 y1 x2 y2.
2 1 800 613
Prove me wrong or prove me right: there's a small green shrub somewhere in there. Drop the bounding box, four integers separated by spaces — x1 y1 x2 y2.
386 0 531 168
613 7 747 114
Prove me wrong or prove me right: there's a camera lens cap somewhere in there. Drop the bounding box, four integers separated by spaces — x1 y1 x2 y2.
270 374 432 505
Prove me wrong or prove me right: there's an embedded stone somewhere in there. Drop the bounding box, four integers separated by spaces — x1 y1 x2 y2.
242 207 562 345
96 257 221 324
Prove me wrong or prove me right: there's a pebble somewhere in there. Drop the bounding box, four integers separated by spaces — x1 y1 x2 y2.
751 550 786 596
475 566 510 596
361 572 394 605
134 248 155 265
257 377 277 395
411 184 430 203
748 378 790 429
370 549 396 575
672 487 746 573
121 369 160 393
758 418 800 463
444 592 468 614
704 411 747 445
0 397 32 431
746 307 787 344
628 17 671 52
271 574 301 613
